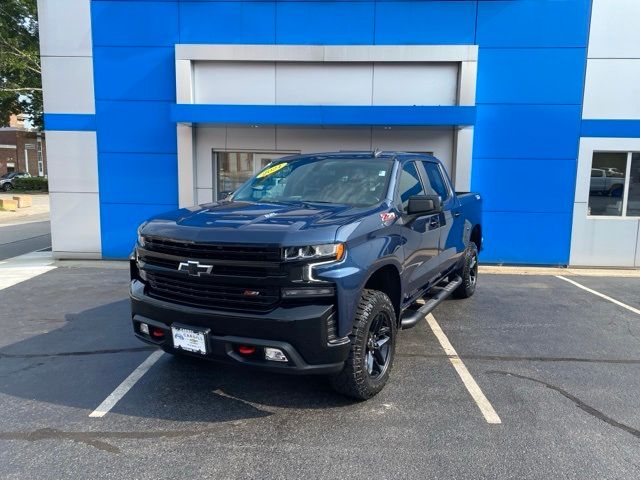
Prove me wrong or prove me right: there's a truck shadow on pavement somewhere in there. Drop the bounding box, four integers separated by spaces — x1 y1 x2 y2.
0 298 355 424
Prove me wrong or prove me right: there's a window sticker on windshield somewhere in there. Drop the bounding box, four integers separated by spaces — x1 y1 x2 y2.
257 162 287 179
379 170 386 176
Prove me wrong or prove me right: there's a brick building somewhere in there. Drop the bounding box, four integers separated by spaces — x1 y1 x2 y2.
0 128 48 177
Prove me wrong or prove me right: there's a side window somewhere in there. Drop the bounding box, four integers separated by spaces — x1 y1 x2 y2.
588 152 630 217
397 162 426 211
421 161 450 201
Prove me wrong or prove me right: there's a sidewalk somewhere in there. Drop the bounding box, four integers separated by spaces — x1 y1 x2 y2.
0 193 50 225
0 251 56 290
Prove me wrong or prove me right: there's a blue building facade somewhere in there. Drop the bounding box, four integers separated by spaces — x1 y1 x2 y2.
39 1 640 267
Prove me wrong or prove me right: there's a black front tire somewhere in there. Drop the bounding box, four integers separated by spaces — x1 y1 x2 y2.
453 242 478 299
330 289 397 400
2 183 12 191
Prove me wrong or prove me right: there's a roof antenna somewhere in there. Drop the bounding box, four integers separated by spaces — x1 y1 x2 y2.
373 148 382 157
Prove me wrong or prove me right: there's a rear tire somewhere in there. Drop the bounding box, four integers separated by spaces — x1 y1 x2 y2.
453 242 478 299
330 289 397 400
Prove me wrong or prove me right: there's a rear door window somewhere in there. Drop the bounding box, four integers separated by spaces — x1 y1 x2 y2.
421 161 450 201
397 162 426 211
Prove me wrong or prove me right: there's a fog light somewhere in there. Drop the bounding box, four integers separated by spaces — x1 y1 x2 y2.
265 348 288 362
282 287 334 298
139 323 149 335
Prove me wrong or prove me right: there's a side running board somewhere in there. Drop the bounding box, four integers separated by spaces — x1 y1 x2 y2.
400 276 463 330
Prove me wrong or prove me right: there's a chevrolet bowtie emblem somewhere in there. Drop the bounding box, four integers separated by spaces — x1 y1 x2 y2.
178 260 213 277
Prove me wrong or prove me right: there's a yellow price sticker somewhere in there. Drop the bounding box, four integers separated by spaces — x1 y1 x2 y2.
256 162 287 179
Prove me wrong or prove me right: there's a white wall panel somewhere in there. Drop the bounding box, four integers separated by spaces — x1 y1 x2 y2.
583 59 640 120
178 44 478 63
589 0 640 59
46 131 98 193
193 61 461 107
197 188 214 205
50 192 101 256
41 57 95 114
372 64 458 106
37 0 92 57
570 203 639 267
177 125 195 207
195 127 225 189
372 127 454 173
175 60 193 103
194 62 275 104
227 127 276 151
276 63 373 106
276 127 372 153
453 127 474 191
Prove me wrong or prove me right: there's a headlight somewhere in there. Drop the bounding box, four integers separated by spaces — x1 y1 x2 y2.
137 223 147 247
283 243 345 262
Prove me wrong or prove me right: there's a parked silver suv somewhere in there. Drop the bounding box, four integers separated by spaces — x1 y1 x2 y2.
0 172 30 191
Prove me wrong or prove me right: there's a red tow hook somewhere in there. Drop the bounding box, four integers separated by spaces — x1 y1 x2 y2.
150 327 165 338
237 345 256 355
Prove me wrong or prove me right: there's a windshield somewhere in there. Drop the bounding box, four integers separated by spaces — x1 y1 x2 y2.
232 157 393 206
1 173 15 179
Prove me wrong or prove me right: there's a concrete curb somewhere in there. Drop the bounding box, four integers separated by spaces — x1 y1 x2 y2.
479 265 640 277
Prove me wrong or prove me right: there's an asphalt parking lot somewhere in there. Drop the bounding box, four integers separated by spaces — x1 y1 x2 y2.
0 261 639 479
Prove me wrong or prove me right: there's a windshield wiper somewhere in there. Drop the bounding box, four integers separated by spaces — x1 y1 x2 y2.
299 200 346 206
255 198 305 206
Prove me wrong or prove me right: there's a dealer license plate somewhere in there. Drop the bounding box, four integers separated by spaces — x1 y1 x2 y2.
171 325 207 355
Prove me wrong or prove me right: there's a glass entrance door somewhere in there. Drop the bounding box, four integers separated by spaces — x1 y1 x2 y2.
215 151 296 200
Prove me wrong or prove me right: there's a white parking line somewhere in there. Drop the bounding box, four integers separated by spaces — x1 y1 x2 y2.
556 275 640 316
425 313 502 424
89 350 164 418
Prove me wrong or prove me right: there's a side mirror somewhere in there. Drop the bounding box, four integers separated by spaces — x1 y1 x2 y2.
407 195 442 215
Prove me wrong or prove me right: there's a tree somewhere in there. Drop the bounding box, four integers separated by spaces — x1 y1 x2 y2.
0 0 42 129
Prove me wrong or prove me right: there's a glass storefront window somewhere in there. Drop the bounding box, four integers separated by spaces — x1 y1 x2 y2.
215 151 296 200
627 153 640 217
588 152 628 216
216 152 254 199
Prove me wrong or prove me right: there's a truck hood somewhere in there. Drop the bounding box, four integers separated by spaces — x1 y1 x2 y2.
142 200 381 245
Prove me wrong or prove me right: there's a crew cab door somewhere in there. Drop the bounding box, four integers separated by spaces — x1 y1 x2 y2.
396 161 443 297
419 160 465 272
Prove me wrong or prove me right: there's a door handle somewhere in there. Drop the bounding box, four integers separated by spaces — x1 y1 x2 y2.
453 210 461 218
429 218 440 228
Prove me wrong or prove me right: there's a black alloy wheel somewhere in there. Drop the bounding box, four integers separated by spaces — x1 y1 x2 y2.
365 311 392 379
330 289 397 400
453 242 479 299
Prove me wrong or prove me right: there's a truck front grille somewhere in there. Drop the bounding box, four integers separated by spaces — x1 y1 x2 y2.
144 237 282 262
145 272 280 312
138 253 281 278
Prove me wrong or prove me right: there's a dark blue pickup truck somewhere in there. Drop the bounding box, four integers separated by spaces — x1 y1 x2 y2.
130 152 482 399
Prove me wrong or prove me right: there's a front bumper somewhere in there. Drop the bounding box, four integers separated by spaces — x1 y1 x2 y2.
130 280 350 375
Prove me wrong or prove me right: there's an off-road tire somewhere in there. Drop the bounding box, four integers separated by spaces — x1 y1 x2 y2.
453 242 478 299
330 289 397 400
